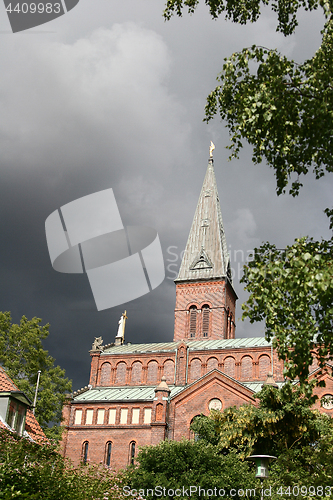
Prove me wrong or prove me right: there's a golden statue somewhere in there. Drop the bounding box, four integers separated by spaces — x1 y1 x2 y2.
209 141 215 158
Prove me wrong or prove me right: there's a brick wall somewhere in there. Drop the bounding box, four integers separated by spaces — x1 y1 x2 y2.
174 280 236 342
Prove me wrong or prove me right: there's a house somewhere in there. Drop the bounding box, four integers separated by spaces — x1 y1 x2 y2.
61 152 333 469
0 366 47 443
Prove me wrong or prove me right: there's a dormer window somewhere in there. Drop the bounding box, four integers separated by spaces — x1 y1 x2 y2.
1 394 29 436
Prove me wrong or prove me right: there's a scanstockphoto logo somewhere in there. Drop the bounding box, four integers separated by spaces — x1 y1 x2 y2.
3 0 80 33
45 188 165 311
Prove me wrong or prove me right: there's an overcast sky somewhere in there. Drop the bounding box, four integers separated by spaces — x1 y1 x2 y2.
0 1 331 391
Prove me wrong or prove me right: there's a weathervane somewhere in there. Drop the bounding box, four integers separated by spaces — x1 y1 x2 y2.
209 141 215 158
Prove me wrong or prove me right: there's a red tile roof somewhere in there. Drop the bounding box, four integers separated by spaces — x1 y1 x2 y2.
25 409 48 444
0 366 47 443
0 366 19 391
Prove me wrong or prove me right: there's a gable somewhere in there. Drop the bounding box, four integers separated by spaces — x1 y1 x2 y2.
169 369 256 441
308 366 333 415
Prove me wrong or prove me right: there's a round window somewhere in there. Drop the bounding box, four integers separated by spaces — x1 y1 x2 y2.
321 394 333 410
208 398 222 411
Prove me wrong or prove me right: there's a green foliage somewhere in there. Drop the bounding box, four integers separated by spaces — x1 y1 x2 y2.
125 389 333 500
126 439 256 500
191 384 326 457
204 25 333 196
0 312 72 440
241 236 333 384
0 429 126 500
189 413 221 445
266 416 333 497
163 0 329 36
164 1 333 197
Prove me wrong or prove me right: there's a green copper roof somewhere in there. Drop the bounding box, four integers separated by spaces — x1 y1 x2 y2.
176 159 231 284
102 342 177 355
73 378 279 404
73 385 184 403
187 337 271 350
101 337 270 355
244 382 284 392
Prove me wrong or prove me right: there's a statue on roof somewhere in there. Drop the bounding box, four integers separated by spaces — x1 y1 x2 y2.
91 336 103 351
115 311 128 344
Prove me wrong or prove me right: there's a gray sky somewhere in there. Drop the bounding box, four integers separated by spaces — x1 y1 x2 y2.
0 1 331 390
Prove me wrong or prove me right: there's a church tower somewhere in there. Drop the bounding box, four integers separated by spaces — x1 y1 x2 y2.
173 146 237 342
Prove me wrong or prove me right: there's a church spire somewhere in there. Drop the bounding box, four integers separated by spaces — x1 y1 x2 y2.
173 144 237 342
176 145 231 284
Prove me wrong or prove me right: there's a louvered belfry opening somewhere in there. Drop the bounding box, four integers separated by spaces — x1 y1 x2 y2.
202 305 210 337
189 306 197 337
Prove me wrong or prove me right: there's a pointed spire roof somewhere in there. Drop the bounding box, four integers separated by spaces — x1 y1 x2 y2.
176 156 232 284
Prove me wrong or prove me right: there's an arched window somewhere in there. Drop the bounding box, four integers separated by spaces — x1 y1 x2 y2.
105 441 112 466
163 359 175 384
156 403 163 421
258 355 271 379
131 361 142 384
100 362 111 386
189 415 201 441
82 441 89 464
202 305 210 337
189 306 197 337
225 308 231 339
147 360 158 385
241 356 253 380
129 441 136 465
115 362 127 385
189 358 201 382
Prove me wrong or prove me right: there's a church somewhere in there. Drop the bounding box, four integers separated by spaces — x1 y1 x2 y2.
61 148 333 469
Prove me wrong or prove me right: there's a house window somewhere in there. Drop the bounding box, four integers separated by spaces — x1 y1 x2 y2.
105 441 112 466
82 441 89 464
16 405 25 435
202 305 210 337
144 408 152 424
120 408 128 424
85 409 93 425
189 306 197 337
129 441 136 465
97 409 105 424
5 399 27 436
74 409 82 425
7 400 16 428
108 409 116 424
132 408 140 424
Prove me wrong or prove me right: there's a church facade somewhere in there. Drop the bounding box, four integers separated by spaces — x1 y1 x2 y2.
61 154 333 469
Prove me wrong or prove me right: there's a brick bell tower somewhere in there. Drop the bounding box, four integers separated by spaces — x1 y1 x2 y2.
173 144 237 342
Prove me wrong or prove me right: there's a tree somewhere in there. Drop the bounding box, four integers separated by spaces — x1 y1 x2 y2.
164 1 333 195
127 387 333 500
0 311 72 441
126 439 257 500
191 384 326 457
163 0 333 385
0 428 127 500
164 0 329 36
241 236 333 384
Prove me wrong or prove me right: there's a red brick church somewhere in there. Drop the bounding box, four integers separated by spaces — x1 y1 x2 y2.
61 152 333 469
